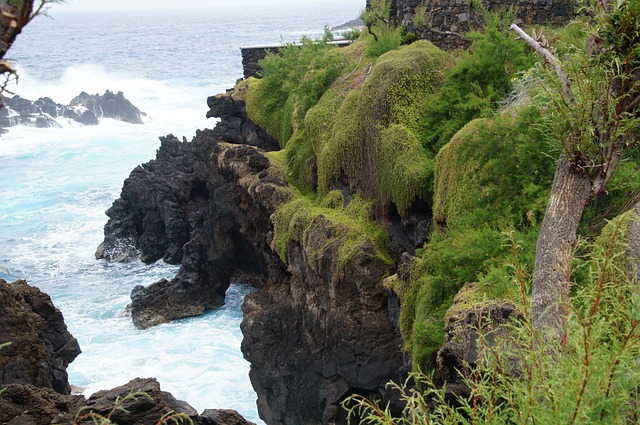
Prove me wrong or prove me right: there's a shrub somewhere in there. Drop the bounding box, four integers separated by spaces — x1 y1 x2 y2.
433 106 554 228
245 36 349 147
361 0 403 58
421 22 535 153
401 227 538 372
343 223 640 424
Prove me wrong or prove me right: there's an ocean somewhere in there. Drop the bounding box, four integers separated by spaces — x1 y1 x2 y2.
0 1 363 422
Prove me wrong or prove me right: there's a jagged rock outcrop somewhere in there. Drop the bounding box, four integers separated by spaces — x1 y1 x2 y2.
0 378 255 425
98 131 272 329
97 89 279 329
206 84 279 152
69 90 145 124
0 279 81 394
0 90 145 132
99 86 406 422
240 223 404 424
435 282 524 393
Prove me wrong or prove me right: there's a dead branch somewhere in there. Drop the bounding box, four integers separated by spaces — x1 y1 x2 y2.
510 23 576 107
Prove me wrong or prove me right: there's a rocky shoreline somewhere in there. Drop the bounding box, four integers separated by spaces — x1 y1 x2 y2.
0 90 145 133
92 81 414 423
0 278 254 425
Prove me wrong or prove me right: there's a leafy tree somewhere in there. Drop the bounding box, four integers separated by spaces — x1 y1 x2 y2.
511 0 640 344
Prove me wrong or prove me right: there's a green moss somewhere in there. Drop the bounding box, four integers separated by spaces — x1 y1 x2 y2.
317 88 369 193
433 106 554 228
317 40 450 215
377 125 434 215
321 190 345 209
272 191 392 281
397 224 539 373
588 208 637 290
245 77 293 146
305 88 344 158
281 129 317 192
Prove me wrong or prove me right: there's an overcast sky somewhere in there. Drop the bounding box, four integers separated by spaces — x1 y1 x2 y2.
60 0 364 11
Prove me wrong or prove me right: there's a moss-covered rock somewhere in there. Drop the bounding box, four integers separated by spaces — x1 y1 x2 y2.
436 282 525 389
272 192 392 281
434 106 554 228
316 40 450 215
593 203 640 286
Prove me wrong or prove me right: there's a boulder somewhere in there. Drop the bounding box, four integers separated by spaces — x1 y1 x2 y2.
0 279 81 394
81 378 198 425
0 378 255 425
0 384 84 425
199 409 256 425
436 282 524 393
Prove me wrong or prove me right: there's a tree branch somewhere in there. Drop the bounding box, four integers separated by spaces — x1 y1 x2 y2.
510 23 576 107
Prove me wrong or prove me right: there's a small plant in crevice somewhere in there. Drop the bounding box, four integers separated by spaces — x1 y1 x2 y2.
342 223 640 424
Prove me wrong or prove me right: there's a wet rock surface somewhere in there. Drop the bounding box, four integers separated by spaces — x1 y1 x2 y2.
0 279 81 394
0 90 145 132
98 85 407 423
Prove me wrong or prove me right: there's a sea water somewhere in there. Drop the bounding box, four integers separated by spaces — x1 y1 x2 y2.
0 2 363 421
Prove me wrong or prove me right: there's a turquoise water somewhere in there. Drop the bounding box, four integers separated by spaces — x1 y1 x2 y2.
0 2 363 421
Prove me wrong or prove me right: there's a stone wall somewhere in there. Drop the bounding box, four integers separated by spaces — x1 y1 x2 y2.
367 0 575 50
240 40 353 79
241 45 281 79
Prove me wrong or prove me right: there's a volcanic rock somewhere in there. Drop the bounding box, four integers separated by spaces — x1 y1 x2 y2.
436 282 524 393
0 279 81 394
0 90 145 131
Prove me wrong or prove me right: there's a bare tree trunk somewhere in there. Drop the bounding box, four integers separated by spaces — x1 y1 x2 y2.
627 202 640 284
532 156 592 343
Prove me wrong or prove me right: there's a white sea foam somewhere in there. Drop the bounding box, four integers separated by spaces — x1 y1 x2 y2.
1 3 366 423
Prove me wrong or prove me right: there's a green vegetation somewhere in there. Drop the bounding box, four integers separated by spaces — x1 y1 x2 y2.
421 18 535 153
272 191 392 281
433 106 553 228
343 223 640 424
245 34 349 146
361 0 403 58
316 40 448 214
241 0 640 407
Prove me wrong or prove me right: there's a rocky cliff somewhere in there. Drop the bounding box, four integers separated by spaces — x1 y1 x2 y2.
98 85 406 423
0 279 81 394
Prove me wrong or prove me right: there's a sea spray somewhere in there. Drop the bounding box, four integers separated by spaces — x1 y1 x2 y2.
1 1 364 422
